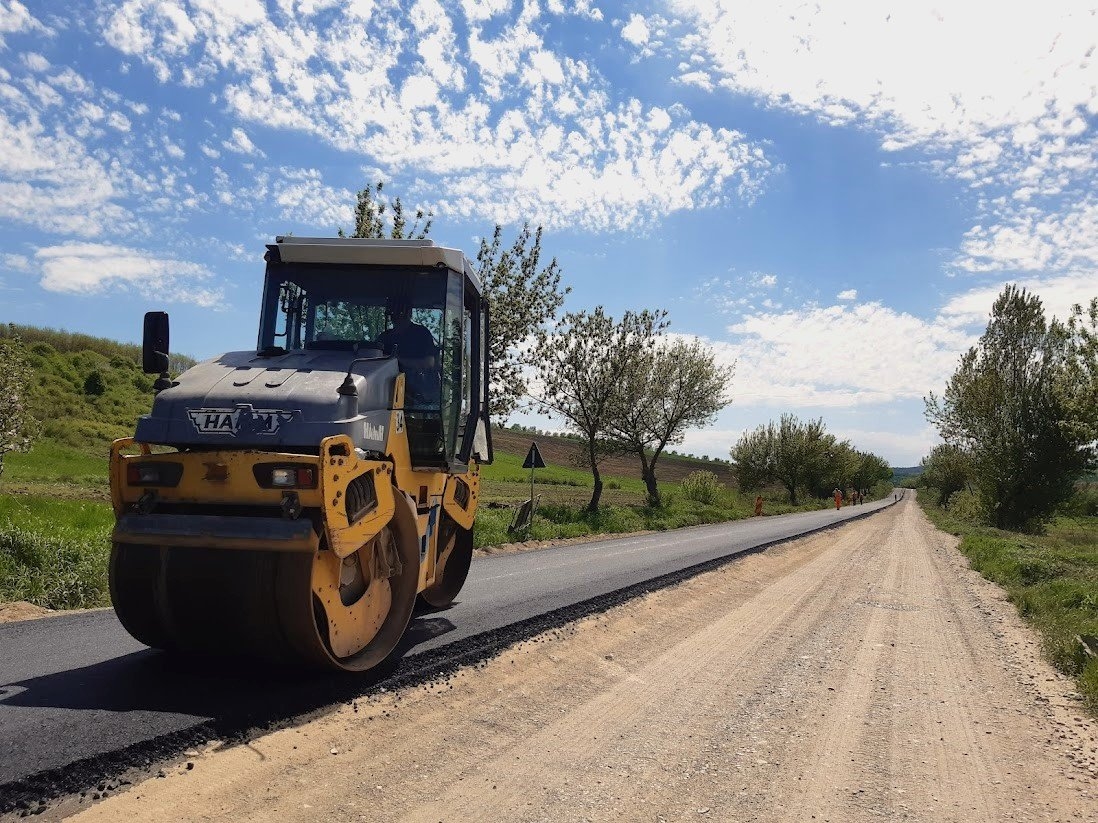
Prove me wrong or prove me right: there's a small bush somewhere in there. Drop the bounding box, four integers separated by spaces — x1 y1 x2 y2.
680 471 723 505
947 488 986 521
83 370 107 396
1062 485 1098 517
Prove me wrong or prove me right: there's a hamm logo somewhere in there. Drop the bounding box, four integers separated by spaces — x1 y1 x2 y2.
188 408 296 436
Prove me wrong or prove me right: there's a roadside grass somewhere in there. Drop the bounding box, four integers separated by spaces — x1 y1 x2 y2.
918 489 1098 713
0 495 113 610
3 441 110 499
473 485 835 549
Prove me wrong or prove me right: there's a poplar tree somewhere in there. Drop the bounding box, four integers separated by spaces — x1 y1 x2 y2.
925 285 1096 530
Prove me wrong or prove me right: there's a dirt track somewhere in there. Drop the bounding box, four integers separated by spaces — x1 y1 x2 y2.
68 497 1097 822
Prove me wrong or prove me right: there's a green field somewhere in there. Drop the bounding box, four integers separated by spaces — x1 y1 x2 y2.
3 441 111 499
917 489 1098 713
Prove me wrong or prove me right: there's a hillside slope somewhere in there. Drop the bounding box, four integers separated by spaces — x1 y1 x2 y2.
492 428 736 486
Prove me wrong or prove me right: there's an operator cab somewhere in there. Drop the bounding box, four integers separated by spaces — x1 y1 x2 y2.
257 237 492 470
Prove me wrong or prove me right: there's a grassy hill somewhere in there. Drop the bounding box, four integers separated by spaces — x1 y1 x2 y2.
0 323 196 456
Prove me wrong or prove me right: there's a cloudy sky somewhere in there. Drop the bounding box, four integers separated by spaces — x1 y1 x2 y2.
1 0 1096 465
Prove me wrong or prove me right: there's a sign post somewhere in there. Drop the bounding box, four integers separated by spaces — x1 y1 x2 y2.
522 441 546 532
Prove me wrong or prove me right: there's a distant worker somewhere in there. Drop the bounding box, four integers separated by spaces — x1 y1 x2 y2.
833 488 842 510
754 495 763 517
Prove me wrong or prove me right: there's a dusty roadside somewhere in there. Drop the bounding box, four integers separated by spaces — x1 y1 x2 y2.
65 498 1097 822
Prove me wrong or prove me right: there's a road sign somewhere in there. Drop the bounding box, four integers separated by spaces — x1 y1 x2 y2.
522 441 546 469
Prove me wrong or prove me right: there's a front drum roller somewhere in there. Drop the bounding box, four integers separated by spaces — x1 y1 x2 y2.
418 514 473 610
109 504 421 672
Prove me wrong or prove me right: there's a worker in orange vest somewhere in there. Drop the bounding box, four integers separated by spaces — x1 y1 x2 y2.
833 488 842 510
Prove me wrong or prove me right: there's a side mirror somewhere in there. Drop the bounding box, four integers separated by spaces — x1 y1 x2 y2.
142 311 170 375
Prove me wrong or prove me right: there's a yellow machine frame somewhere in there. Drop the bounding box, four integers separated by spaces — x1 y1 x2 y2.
110 374 480 598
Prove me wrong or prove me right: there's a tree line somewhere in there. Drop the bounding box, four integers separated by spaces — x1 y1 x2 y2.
922 285 1097 531
728 413 893 505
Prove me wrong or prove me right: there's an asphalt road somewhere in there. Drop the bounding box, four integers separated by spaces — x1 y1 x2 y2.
0 493 900 801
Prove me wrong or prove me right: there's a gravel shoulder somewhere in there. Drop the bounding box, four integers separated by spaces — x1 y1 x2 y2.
64 497 1098 822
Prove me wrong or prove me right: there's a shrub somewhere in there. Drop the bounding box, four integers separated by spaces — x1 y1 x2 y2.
1062 485 1098 517
681 470 723 505
83 370 107 396
947 488 986 521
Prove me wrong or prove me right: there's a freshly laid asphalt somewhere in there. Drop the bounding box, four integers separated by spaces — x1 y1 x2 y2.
0 492 901 805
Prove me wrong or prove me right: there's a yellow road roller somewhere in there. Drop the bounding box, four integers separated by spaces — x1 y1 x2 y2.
109 237 493 671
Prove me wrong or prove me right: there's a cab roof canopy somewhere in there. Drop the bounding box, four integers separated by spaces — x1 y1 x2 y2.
269 236 479 290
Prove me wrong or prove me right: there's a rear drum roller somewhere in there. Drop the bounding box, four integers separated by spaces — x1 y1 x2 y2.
418 515 473 610
110 509 421 672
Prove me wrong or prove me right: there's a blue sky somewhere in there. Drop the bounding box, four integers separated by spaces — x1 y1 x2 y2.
1 1 1096 466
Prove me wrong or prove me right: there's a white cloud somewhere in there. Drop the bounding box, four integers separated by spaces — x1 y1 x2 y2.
100 1 773 231
222 126 263 156
107 110 131 131
660 1 1098 278
460 0 512 24
2 253 30 271
21 52 48 72
837 289 857 301
0 106 131 236
33 243 222 306
939 271 1098 328
956 198 1098 273
829 425 940 467
702 269 1098 411
0 0 47 46
621 14 650 46
714 301 974 408
271 167 354 229
162 135 185 159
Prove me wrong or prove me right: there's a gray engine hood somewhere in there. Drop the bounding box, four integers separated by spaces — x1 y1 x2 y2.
134 349 399 452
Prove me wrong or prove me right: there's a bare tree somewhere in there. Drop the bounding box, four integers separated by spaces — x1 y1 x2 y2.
338 180 433 240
